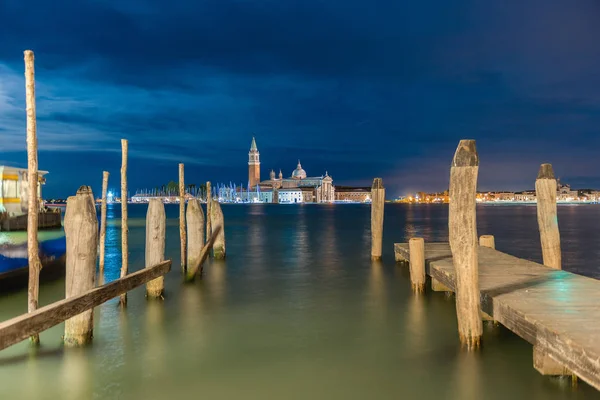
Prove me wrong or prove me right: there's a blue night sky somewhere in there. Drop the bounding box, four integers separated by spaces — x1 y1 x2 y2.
1 0 600 198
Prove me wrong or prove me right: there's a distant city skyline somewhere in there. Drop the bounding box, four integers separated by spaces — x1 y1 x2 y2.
2 1 600 198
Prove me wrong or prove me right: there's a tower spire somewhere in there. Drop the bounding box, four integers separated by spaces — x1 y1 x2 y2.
248 136 260 189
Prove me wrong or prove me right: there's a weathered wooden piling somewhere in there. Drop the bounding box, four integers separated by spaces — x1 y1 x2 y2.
99 171 109 272
120 139 129 306
536 163 561 270
210 201 226 259
371 178 385 260
179 163 186 272
206 181 212 241
64 186 98 346
186 199 204 280
409 237 425 293
448 139 482 350
186 226 222 281
24 50 41 345
479 235 495 249
145 199 166 299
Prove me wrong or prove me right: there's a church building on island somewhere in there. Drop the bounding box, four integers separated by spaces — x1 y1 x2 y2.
247 137 335 203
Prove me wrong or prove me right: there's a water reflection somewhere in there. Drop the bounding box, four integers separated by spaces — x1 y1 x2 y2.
321 217 340 277
144 300 166 380
367 260 387 324
61 349 91 400
451 352 483 399
207 260 227 310
405 293 427 351
178 282 205 340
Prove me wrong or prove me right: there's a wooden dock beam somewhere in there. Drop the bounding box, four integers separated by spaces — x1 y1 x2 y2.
408 237 425 293
146 199 166 299
64 186 98 346
448 139 482 350
536 164 561 270
24 50 41 345
371 178 385 260
0 261 171 352
99 171 109 273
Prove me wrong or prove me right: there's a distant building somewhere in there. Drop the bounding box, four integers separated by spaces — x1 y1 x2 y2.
278 188 303 204
0 166 48 216
248 137 261 189
514 191 536 202
250 138 335 203
335 186 371 203
494 192 515 201
557 181 578 201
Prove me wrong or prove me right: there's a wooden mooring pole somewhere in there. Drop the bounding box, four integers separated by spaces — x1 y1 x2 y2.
64 186 98 346
24 50 41 345
186 226 222 281
409 237 425 293
206 181 212 242
210 201 226 259
449 139 482 350
146 199 166 299
120 139 129 306
185 199 205 281
179 163 186 273
479 235 495 249
536 164 561 270
371 178 385 260
99 171 109 272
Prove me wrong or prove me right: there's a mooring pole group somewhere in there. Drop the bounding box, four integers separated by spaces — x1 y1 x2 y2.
6 50 226 352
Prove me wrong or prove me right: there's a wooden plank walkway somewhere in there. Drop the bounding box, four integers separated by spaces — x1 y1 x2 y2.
394 243 600 390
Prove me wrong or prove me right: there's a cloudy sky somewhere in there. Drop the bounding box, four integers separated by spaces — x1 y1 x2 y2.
1 0 600 198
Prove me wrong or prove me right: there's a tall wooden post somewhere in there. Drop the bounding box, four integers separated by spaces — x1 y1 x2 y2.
409 237 425 293
206 181 212 242
371 178 385 260
120 139 128 306
64 186 98 346
536 164 561 269
24 50 41 345
479 235 495 249
146 199 166 299
449 139 482 350
210 201 226 259
186 199 205 280
99 171 109 272
179 163 186 272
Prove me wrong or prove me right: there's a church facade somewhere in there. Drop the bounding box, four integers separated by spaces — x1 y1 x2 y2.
248 138 335 203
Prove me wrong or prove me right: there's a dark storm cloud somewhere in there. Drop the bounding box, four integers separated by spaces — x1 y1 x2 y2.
2 0 600 197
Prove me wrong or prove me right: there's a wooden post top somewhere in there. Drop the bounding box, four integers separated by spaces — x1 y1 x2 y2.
452 140 479 167
537 163 555 180
76 185 93 195
372 178 384 190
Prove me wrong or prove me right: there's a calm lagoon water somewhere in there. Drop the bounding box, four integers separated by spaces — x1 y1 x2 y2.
0 203 599 399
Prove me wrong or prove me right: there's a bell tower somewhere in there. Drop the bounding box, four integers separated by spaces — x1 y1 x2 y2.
248 136 260 188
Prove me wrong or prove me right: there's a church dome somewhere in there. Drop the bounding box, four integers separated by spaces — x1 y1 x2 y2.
292 160 307 179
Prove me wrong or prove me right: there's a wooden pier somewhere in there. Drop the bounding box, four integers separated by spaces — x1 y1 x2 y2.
394 242 600 390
